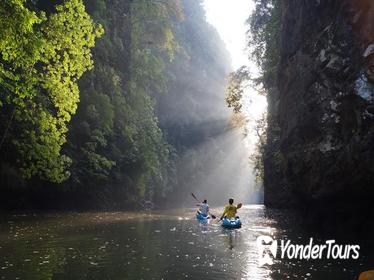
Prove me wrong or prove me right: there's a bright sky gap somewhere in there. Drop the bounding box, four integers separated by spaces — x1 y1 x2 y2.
203 0 267 145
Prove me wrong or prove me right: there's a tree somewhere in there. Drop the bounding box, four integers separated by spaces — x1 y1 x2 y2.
0 0 103 182
225 0 281 181
65 0 183 202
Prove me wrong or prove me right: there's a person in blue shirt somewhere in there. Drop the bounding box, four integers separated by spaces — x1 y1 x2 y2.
196 199 209 217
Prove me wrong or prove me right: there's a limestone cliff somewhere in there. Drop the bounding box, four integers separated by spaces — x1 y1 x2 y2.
264 0 374 218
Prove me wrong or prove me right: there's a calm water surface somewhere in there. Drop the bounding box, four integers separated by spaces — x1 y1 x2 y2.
0 206 372 279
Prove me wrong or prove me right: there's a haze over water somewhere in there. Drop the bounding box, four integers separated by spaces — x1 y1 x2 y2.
0 207 371 280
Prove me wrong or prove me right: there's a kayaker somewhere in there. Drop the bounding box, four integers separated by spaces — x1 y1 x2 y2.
219 198 238 220
196 199 209 216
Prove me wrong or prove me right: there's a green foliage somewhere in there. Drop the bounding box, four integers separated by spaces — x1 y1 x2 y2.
0 0 103 182
249 112 267 181
154 0 232 202
247 0 281 181
225 0 281 182
126 0 182 197
0 0 232 208
225 66 250 113
248 0 281 89
130 0 182 62
226 0 280 113
64 0 182 201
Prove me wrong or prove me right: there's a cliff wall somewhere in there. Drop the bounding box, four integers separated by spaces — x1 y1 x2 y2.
264 0 374 222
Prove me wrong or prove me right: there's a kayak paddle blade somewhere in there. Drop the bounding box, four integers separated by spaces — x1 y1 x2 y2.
190 193 199 202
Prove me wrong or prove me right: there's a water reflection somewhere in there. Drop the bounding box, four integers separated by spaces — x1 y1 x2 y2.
198 219 210 234
221 229 239 250
0 206 371 280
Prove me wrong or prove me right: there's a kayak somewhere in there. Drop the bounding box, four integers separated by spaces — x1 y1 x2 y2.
196 212 209 221
221 217 241 229
359 270 374 280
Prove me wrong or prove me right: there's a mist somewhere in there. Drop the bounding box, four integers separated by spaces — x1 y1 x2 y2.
0 0 264 210
157 0 263 207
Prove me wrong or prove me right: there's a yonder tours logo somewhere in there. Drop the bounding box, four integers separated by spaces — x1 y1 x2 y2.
256 236 360 267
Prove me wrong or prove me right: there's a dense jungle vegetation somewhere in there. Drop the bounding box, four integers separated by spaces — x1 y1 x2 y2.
0 0 231 209
226 0 280 181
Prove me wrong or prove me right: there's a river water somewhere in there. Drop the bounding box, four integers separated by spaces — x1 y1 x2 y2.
0 205 372 280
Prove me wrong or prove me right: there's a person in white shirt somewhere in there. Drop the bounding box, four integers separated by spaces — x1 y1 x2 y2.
196 199 209 216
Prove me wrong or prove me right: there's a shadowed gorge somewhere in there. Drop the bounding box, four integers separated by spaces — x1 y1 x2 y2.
0 0 259 209
0 1 373 279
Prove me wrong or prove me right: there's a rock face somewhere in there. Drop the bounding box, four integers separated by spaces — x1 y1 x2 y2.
264 0 374 216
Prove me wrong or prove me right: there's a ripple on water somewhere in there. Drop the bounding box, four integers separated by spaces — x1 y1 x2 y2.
0 208 371 280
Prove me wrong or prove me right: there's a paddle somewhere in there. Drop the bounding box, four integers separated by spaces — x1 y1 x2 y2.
218 202 243 222
190 192 200 203
190 193 216 219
